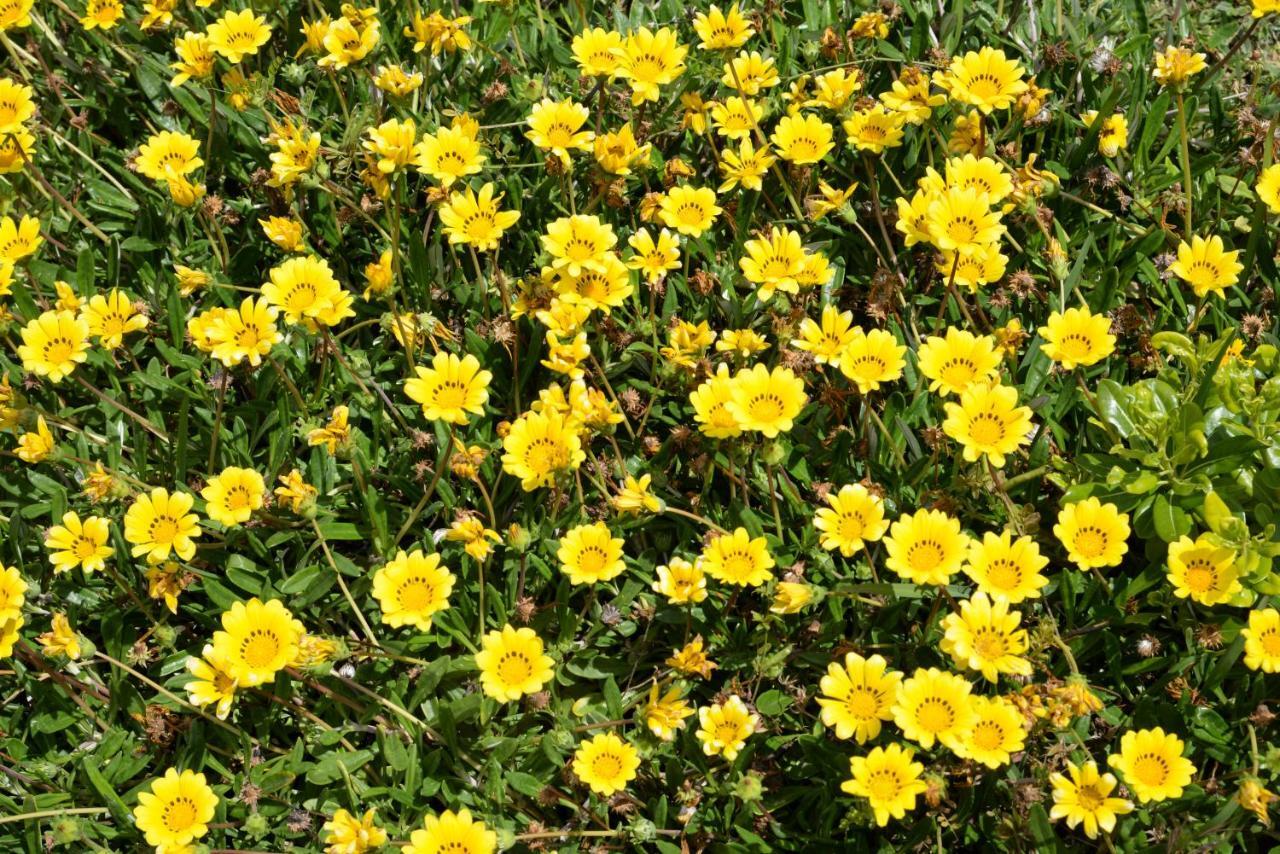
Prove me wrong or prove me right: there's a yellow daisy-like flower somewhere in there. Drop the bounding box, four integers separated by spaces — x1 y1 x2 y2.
838 327 906 394
136 131 205 184
1039 306 1116 369
18 309 91 383
659 185 721 237
364 118 418 174
474 624 554 702
322 808 388 854
445 517 501 562
884 509 969 586
808 67 863 111
526 99 594 165
1152 46 1206 88
642 683 694 740
770 581 814 614
501 408 585 491
210 597 304 687
1165 535 1241 606
712 96 765 141
0 0 33 30
916 327 1001 396
842 104 906 154
964 531 1049 603
44 511 113 574
81 289 148 350
185 644 238 720
16 415 55 463
572 733 640 796
699 527 774 587
551 252 634 314
308 404 352 454
0 564 27 624
652 557 707 604
373 63 423 97
541 214 617 277
571 27 623 78
1243 608 1280 673
1054 498 1130 570
208 297 282 368
617 26 687 105
0 124 33 174
690 363 742 438
626 228 681 283
718 138 776 193
0 77 35 131
726 364 806 437
807 179 858 220
696 695 758 760
942 382 1034 468
372 549 455 631
813 484 889 557
738 226 803 301
792 305 857 365
558 522 626 585
403 809 496 854
771 113 834 164
124 487 200 563
722 50 778 95
957 696 1026 768
940 592 1032 682
404 352 492 424
206 8 272 63
132 768 218 849
937 47 1029 114
439 183 521 251
818 652 902 743
1256 163 1280 214
892 667 977 752
37 612 80 659
415 123 485 187
200 467 265 528
936 244 1008 293
1050 760 1133 839
1168 234 1243 298
668 636 717 678
259 216 304 252
1082 110 1129 157
926 187 1005 255
80 0 123 30
840 744 928 827
945 154 1014 203
169 35 214 90
593 123 651 175
693 2 753 50
613 473 663 515
1107 727 1196 803
717 329 768 357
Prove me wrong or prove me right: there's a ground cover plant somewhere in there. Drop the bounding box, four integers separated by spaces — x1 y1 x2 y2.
1 0 1280 850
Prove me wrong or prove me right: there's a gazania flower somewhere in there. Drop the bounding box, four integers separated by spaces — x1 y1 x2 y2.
940 592 1032 682
135 131 203 183
884 509 969 586
1243 608 1280 672
404 352 492 424
841 744 928 826
658 185 721 237
1050 761 1133 839
792 305 856 365
725 364 806 437
717 328 769 357
653 557 707 604
1039 306 1116 369
818 652 902 743
372 549 455 631
211 597 304 686
892 667 977 751
501 409 585 490
80 0 122 30
573 733 640 796
572 27 623 77
16 416 54 463
322 808 388 854
206 9 272 63
938 47 1029 113
44 511 113 574
0 78 34 130
1108 728 1196 803
273 469 317 515
696 695 758 760
0 565 27 623
526 99 594 166
618 26 687 104
613 473 662 515
123 487 201 562
170 31 215 86
1166 535 1241 605
771 113 834 164
0 0 33 30
942 382 1033 468
722 50 778 95
945 154 1014 202
739 226 804 301
1054 498 1130 569
1152 46 1206 88
643 683 694 740
838 327 906 393
558 522 626 585
964 531 1049 603
439 183 521 251
690 363 742 438
18 309 90 383
208 297 281 368
917 327 1001 396
82 289 148 350
668 636 716 678
475 624 554 701
712 96 765 141
957 696 1026 768
1082 110 1129 157
132 768 218 849
0 215 39 265
200 467 265 527
1257 163 1280 214
593 123 651 175
699 527 774 587
813 484 889 557
926 187 1005 255
808 67 863 111
717 138 775 193
626 228 680 282
807 180 858 220
0 125 33 174
260 216 304 252
415 123 484 187
693 2 752 49
1168 235 1243 298
551 252 633 313
541 215 617 277
403 809 496 854
937 244 1007 292
308 404 351 454
364 118 418 174
373 63 423 96
842 105 906 154
185 644 238 720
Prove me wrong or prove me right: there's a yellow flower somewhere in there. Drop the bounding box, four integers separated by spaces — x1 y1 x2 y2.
1243 608 1280 672
892 667 976 751
1168 234 1243 298
813 484 888 557
1239 778 1279 826
267 119 321 186
658 185 721 237
132 769 218 849
374 63 423 97
16 415 55 463
415 123 484 188
838 327 906 393
37 612 80 659
964 531 1049 603
699 527 774 587
319 17 380 69
808 67 863 111
667 636 717 678
572 733 640 796
18 309 90 382
0 613 22 659
770 581 814 614
308 404 352 454
940 592 1032 682
936 244 1008 293
0 78 34 131
790 305 853 365
550 252 633 314
711 96 765 141
817 652 902 743
937 47 1029 113
439 183 521 251
0 213 43 263
0 564 27 624
82 288 147 350
842 105 906 154
626 228 680 283
717 138 775 193
124 487 201 563
526 99 594 165
1165 534 1241 605
361 250 394 300
942 382 1033 468
642 683 694 740
884 508 969 586
185 644 238 719
680 93 712 135
693 2 753 49
138 0 175 30
771 112 834 164
696 695 758 760
945 153 1014 202
1050 760 1133 839
1054 498 1130 569
0 0 33 30
1153 46 1206 88
322 808 388 854
954 695 1025 768
403 809 496 854
614 473 663 515
1039 306 1115 369
404 351 492 424
916 328 1001 396
208 297 281 368
200 467 265 528
44 511 113 574
259 216 304 253
0 125 34 174
572 27 623 77
541 214 617 277
146 561 190 614
474 624 554 701
558 522 626 585
136 131 205 184
722 50 778 95
716 328 769 357
363 118 417 174
372 549 455 631
593 123 651 175
652 557 707 604
1108 727 1196 803
206 8 272 64
927 186 1005 255
725 364 806 437
1257 163 1280 214
501 408 585 491
617 27 687 104
689 363 742 438
1082 110 1129 157
445 517 501 562
272 469 317 514
80 0 123 30
210 597 304 686
170 31 215 86
841 744 927 826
